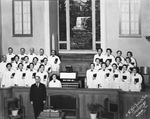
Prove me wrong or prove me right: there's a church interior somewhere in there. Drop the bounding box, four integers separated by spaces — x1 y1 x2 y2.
0 0 150 119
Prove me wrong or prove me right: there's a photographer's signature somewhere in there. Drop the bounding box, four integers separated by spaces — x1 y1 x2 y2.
126 94 148 118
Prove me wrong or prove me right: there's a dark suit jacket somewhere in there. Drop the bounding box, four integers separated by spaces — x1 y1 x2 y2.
30 83 46 104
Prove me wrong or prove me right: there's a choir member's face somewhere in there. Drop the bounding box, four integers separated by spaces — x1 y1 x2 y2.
2 55 7 62
106 60 110 66
7 65 12 70
33 58 38 63
40 49 44 55
116 58 121 63
20 48 25 55
52 75 56 80
51 51 55 56
122 66 127 72
117 51 122 56
44 59 47 64
15 56 19 62
106 50 111 55
8 48 13 54
24 57 29 62
30 48 34 54
133 69 137 74
90 64 95 70
127 53 131 57
95 59 100 64
30 64 34 69
126 58 130 63
102 64 106 69
18 64 23 70
40 66 45 72
112 65 117 70
97 49 102 55
35 76 41 83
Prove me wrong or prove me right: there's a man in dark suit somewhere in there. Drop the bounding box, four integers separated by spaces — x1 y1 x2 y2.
30 76 46 119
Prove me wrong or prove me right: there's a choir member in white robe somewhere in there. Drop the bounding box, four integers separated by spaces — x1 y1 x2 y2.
18 48 27 63
97 62 111 88
42 58 52 74
126 51 137 67
116 50 125 64
14 63 26 86
109 63 121 89
1 63 15 88
37 48 47 63
23 56 30 70
6 47 15 63
36 64 48 87
94 58 102 71
28 47 37 62
93 48 105 64
49 74 62 88
12 55 20 71
48 50 61 75
130 67 143 92
120 64 131 91
0 55 7 82
86 63 98 88
115 56 123 71
104 48 115 64
124 57 134 73
105 59 113 72
32 57 40 71
25 63 37 87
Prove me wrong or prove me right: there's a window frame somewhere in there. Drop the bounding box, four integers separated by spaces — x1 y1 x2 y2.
12 0 33 37
119 0 141 38
58 0 101 53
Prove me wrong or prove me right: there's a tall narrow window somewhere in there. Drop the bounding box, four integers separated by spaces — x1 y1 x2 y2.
13 0 32 36
120 0 141 37
59 0 101 53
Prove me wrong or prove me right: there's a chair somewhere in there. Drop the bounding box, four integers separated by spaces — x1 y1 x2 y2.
100 98 119 119
5 95 25 119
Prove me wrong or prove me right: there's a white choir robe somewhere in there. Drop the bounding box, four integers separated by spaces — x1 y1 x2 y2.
86 69 98 88
96 69 111 88
23 62 30 70
130 73 142 92
116 62 123 71
106 65 113 72
120 56 125 64
28 53 37 62
103 55 115 64
34 63 40 71
1 69 15 88
37 55 47 63
93 54 105 63
12 62 19 71
0 62 7 80
36 71 48 87
18 54 27 62
48 55 61 65
44 64 52 73
110 70 121 89
14 69 26 86
6 53 15 63
25 69 37 87
94 64 101 71
120 71 131 91
130 57 137 67
125 63 134 73
49 79 62 88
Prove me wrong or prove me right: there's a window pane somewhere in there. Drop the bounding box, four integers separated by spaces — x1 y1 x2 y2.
23 1 31 34
14 1 22 34
70 0 92 50
96 0 100 41
59 0 66 41
96 43 101 49
60 43 67 50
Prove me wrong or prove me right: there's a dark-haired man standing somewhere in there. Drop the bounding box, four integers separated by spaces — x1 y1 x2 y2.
30 76 46 119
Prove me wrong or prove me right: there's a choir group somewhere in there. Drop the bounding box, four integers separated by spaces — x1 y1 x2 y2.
86 48 143 92
0 47 143 92
0 47 61 88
